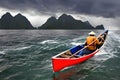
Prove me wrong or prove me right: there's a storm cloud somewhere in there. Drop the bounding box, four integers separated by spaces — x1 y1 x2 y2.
0 0 120 18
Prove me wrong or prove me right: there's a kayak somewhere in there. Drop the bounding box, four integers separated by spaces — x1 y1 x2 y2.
52 30 108 72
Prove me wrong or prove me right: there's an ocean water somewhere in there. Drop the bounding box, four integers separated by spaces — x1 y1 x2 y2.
0 30 120 80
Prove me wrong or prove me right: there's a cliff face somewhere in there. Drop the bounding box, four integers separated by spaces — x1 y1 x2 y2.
39 14 104 29
0 12 34 29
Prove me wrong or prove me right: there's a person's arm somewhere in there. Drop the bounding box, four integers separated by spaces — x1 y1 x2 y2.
99 35 104 42
84 41 87 46
95 37 102 45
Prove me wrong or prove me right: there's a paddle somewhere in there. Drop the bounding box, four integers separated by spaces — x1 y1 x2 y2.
70 33 103 58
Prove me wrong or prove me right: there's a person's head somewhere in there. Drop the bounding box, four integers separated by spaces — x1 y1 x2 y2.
88 31 96 36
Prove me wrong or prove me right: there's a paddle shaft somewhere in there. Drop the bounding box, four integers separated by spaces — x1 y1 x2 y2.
70 34 102 58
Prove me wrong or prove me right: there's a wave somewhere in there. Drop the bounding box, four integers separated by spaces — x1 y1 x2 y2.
1 45 33 53
0 51 6 55
94 50 115 61
70 36 85 46
0 65 12 72
40 40 59 44
5 72 22 80
71 36 85 42
94 30 120 62
40 60 52 70
14 46 32 51
70 42 83 46
109 31 120 42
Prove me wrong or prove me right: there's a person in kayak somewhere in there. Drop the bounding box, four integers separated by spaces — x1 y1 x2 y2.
78 31 103 56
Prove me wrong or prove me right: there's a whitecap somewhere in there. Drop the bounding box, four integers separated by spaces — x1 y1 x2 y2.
15 46 32 50
40 40 58 44
0 51 5 55
94 48 116 61
70 42 83 46
95 49 108 55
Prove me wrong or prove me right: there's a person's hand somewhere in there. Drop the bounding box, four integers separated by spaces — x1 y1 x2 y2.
84 46 88 48
100 36 104 41
100 41 104 44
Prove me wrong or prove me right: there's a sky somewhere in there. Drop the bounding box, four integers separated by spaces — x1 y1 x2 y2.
0 0 120 30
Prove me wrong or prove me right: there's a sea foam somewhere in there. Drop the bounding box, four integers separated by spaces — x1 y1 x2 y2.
40 40 58 44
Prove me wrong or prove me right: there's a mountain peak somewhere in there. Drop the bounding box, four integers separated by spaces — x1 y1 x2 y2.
47 16 57 21
58 14 75 21
39 14 101 29
5 12 11 15
5 12 12 16
60 14 68 17
84 21 92 26
60 14 72 17
1 12 13 19
95 24 105 29
16 13 22 16
0 12 34 29
14 13 24 18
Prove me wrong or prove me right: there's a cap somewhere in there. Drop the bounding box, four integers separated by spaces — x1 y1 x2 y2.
88 31 96 35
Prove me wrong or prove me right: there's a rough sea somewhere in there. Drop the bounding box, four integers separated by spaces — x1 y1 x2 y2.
0 30 120 80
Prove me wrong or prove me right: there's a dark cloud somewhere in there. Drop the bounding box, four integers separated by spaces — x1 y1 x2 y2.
73 0 120 17
0 0 120 17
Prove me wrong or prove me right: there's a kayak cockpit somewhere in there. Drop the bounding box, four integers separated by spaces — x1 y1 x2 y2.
55 45 84 58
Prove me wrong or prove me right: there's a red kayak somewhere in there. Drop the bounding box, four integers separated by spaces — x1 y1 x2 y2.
52 30 108 72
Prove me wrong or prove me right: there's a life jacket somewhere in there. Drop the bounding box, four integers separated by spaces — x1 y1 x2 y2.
86 36 101 50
